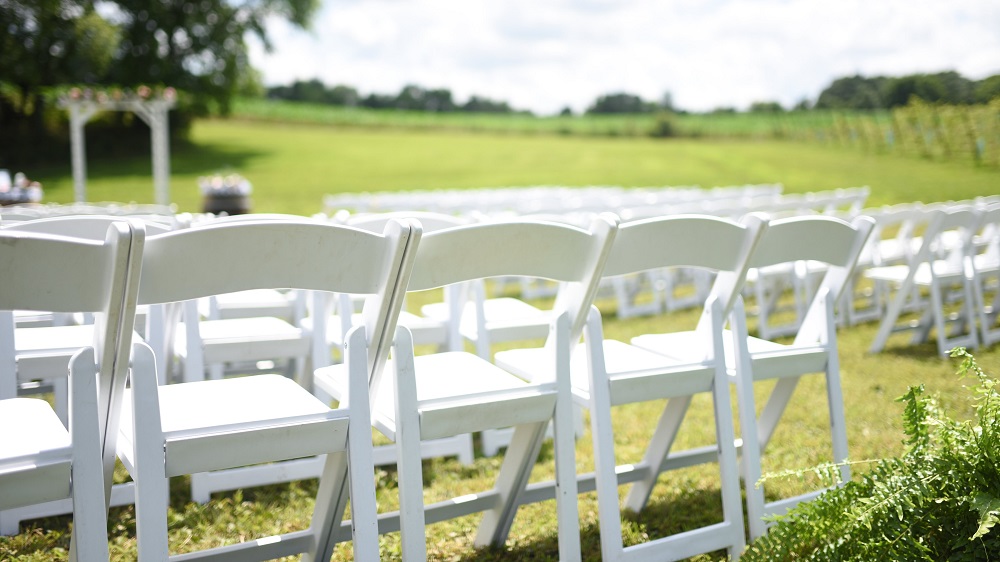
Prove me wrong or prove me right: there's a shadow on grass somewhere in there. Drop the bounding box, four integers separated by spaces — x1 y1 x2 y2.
455 487 732 562
32 140 266 185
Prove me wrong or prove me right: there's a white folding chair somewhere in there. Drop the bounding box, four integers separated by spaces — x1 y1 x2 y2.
498 214 766 561
117 219 417 560
0 216 170 418
418 212 594 457
971 203 1000 347
0 217 154 530
867 206 981 355
720 215 873 538
309 211 478 368
840 203 927 325
0 222 142 560
315 215 618 561
309 211 478 467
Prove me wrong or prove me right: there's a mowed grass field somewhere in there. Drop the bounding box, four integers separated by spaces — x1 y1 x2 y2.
31 118 1000 213
5 118 1000 561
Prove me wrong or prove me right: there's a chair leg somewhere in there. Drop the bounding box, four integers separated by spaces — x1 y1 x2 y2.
67 349 111 562
392 329 428 561
475 421 548 547
130 343 171 560
870 277 912 353
585 348 625 561
622 395 691 512
710 363 746 560
302 452 350 562
730 316 768 540
825 350 851 486
309 325 380 562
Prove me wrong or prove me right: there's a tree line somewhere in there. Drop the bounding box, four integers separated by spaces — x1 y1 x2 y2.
814 71 1000 110
266 81 519 114
265 82 679 116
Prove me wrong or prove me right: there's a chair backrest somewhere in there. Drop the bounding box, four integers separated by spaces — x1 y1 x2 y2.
401 213 618 364
347 211 476 232
927 205 981 268
748 214 875 344
3 214 173 237
603 213 768 334
138 219 418 387
974 202 1000 266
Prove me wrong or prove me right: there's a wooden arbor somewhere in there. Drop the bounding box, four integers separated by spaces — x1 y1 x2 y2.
58 87 176 206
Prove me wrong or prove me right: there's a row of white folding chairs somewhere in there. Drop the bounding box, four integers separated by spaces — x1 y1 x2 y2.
0 201 179 223
1 211 875 561
325 186 866 331
856 201 1000 355
323 182 783 216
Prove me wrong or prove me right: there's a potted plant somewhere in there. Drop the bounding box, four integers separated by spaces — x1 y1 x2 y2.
198 172 252 215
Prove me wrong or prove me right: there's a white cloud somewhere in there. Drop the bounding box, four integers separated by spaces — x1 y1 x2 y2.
248 0 1000 114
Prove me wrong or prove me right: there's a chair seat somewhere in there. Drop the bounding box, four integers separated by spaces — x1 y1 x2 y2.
975 253 1000 274
632 330 829 380
865 260 965 286
304 311 447 347
210 289 295 320
14 324 94 355
423 297 552 339
876 236 922 264
498 338 715 405
316 351 550 440
121 374 331 438
0 398 71 464
175 317 308 361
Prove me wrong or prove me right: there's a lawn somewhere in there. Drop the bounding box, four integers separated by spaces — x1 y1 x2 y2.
29 118 1000 214
5 119 1000 560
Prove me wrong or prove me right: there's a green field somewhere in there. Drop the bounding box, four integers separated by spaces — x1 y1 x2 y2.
31 118 1000 214
5 119 1000 560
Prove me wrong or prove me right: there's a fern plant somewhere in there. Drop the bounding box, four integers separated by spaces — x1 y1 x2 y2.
744 348 1000 561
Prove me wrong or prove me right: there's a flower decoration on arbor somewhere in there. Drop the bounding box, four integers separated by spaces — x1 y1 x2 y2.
60 85 178 105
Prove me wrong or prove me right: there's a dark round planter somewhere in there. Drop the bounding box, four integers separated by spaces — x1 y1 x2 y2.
0 198 36 207
203 194 251 215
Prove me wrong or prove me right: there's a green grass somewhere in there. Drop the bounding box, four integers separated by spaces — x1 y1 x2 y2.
230 98 859 140
5 119 1000 560
27 118 1000 214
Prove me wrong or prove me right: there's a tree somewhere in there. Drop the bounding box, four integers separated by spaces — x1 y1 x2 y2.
883 74 948 107
749 101 784 113
815 75 887 110
423 88 454 112
108 0 319 116
289 79 327 104
587 92 654 114
462 95 512 113
327 84 359 106
974 75 1000 103
0 0 119 134
1 0 319 162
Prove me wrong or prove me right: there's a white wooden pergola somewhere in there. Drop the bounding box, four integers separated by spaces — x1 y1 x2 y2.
59 88 176 205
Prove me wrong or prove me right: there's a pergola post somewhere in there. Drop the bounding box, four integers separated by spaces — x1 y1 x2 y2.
68 103 99 202
132 100 172 206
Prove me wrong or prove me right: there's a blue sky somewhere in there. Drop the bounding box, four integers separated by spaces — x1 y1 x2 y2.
248 0 1000 114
